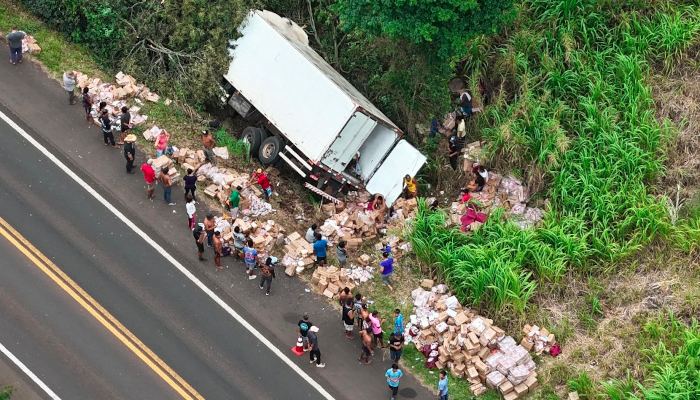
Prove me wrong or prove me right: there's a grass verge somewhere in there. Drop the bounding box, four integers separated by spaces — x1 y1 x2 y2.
0 386 12 400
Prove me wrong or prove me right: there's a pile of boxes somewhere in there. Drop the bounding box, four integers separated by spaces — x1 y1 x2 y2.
310 266 357 299
406 285 542 398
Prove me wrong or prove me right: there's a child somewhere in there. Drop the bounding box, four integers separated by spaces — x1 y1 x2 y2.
336 241 347 267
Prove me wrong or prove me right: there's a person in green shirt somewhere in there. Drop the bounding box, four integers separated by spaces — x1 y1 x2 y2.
229 185 242 219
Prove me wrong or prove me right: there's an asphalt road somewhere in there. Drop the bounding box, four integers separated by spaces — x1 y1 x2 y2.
0 114 330 399
0 43 434 400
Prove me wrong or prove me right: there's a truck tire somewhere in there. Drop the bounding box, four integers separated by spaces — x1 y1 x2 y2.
241 127 264 155
259 136 285 165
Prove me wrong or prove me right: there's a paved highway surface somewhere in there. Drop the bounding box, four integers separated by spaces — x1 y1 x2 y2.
0 43 433 400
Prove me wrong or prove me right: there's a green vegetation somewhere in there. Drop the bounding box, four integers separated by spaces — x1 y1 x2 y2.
0 386 12 400
411 1 700 314
214 127 250 162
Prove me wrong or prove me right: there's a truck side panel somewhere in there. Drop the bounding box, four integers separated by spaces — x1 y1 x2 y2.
366 140 427 205
225 12 356 162
356 124 399 180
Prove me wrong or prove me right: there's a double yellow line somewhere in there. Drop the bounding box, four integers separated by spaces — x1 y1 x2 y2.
0 216 203 400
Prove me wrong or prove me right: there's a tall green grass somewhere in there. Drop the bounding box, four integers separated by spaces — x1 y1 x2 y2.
410 0 700 313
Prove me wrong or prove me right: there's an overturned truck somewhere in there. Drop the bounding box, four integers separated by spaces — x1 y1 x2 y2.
221 10 426 205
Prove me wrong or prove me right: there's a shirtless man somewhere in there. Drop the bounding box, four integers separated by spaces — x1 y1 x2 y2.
359 326 374 365
201 130 216 164
204 214 216 248
213 229 224 271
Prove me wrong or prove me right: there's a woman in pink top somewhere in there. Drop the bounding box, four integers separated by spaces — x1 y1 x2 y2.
369 311 385 348
155 130 170 157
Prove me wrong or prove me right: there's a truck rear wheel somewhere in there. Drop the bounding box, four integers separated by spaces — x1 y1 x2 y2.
259 136 285 165
241 127 265 156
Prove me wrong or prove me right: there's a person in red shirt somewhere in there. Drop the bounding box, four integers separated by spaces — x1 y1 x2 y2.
141 159 156 200
249 168 272 201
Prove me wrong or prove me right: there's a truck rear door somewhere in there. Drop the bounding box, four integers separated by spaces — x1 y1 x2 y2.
365 140 427 206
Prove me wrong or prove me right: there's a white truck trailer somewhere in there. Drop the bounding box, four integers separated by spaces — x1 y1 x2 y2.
221 10 426 205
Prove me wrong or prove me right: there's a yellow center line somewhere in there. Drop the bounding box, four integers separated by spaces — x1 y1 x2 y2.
0 216 204 400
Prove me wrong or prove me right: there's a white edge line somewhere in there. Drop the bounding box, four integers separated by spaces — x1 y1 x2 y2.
0 111 335 400
0 341 62 400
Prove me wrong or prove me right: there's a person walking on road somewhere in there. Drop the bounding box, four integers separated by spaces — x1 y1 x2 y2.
342 298 355 340
62 70 77 105
141 159 156 200
389 331 404 362
258 256 276 296
437 370 449 400
193 224 207 261
6 25 26 65
243 239 258 280
120 106 132 145
204 214 215 248
298 314 313 351
161 166 175 205
228 186 241 220
213 229 224 271
123 134 137 173
185 195 196 230
183 168 197 200
201 130 216 164
81 87 93 125
307 326 325 368
385 364 403 400
99 109 118 149
359 326 374 365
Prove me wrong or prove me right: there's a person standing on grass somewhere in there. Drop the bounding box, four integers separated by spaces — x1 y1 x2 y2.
155 129 170 157
123 134 137 174
161 166 175 205
369 311 386 348
6 26 25 65
183 168 197 200
379 251 395 292
359 327 374 365
258 257 276 296
119 106 132 145
99 109 118 148
141 159 156 200
393 309 404 336
204 214 215 248
249 168 272 201
342 298 355 340
298 314 313 351
448 134 459 171
389 331 404 363
193 224 207 262
336 241 347 267
229 186 241 220
213 229 224 271
307 326 325 368
458 89 473 117
62 71 77 105
81 87 93 125
243 239 258 280
185 195 196 230
305 223 318 243
313 233 328 267
437 370 448 400
201 130 216 164
385 364 403 400
232 226 246 260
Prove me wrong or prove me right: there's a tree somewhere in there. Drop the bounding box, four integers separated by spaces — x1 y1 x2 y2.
336 0 516 62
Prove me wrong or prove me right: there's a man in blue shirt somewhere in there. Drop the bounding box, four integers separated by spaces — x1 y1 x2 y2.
385 363 403 400
243 238 258 280
379 252 394 292
437 370 448 400
393 309 404 335
313 233 328 267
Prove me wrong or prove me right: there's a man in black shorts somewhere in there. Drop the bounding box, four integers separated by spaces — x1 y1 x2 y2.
81 87 93 125
193 225 207 261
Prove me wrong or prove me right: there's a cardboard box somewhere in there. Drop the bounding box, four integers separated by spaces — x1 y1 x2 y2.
421 279 434 289
514 383 528 396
